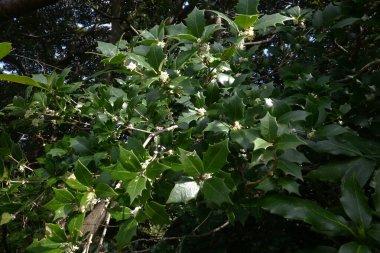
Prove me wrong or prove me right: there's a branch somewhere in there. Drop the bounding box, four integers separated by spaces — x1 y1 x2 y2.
0 0 60 21
336 58 380 83
142 125 178 148
244 35 275 46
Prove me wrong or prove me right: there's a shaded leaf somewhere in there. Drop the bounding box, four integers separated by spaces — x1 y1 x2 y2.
261 193 352 236
147 44 165 71
223 94 245 121
276 134 306 150
236 0 259 15
185 7 206 37
253 137 272 150
146 160 170 179
338 242 371 253
260 112 278 141
0 74 44 89
203 139 229 173
0 42 12 60
277 110 311 124
145 201 170 225
340 173 372 229
75 160 94 187
102 163 138 181
95 183 118 198
119 146 141 172
111 206 132 221
278 160 303 180
203 178 232 206
255 14 293 30
235 14 259 29
116 219 138 250
179 149 204 176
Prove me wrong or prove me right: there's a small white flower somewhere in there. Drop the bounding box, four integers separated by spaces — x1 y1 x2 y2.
242 27 255 39
159 71 170 83
200 43 210 53
24 109 33 119
131 206 142 217
232 121 242 130
265 98 273 107
196 108 207 117
157 41 166 48
32 118 40 127
237 40 245 50
126 61 137 71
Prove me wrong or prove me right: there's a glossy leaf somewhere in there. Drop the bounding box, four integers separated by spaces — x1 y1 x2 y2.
261 194 352 236
203 178 232 206
260 112 278 141
126 176 147 204
223 94 245 121
278 160 303 180
119 146 142 172
146 160 170 179
95 183 118 198
255 14 293 30
0 42 12 60
102 163 138 181
45 223 67 243
179 149 204 176
236 0 259 15
167 181 200 204
203 139 229 173
235 14 259 29
338 242 371 253
340 173 372 229
185 7 206 37
277 110 311 124
276 134 306 150
147 44 165 71
145 201 170 225
0 74 45 89
67 213 85 236
75 160 94 187
111 206 132 221
116 219 138 249
253 137 272 150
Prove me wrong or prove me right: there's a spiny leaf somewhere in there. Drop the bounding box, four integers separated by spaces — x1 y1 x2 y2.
179 149 204 176
236 0 259 15
126 176 147 204
185 7 206 38
167 181 200 204
255 13 293 30
203 139 229 173
75 160 94 187
203 178 232 206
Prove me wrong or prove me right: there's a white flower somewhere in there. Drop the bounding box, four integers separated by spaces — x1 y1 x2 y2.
242 27 255 39
157 41 166 48
237 40 245 50
159 71 170 83
24 109 33 119
131 206 142 217
232 121 242 130
200 43 210 53
32 118 40 127
126 61 137 71
265 98 273 107
196 107 207 117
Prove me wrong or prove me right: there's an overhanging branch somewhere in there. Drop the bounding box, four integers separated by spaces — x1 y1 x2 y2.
0 0 60 21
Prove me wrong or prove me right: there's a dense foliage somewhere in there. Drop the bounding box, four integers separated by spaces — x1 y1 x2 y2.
1 0 380 252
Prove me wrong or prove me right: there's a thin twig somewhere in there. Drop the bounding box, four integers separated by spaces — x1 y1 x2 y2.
334 38 349 54
192 212 212 234
10 54 63 71
83 233 93 253
336 58 380 82
244 35 275 45
142 125 178 148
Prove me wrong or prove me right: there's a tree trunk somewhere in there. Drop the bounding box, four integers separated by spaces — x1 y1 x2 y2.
110 0 122 44
0 0 60 20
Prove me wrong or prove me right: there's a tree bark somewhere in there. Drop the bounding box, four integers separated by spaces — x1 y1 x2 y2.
109 0 122 44
0 0 60 20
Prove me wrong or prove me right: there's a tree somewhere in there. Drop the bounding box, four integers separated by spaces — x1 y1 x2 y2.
1 0 380 252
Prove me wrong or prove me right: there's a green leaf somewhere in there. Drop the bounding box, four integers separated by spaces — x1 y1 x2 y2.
97 41 117 57
116 219 138 250
203 178 232 206
206 10 239 33
204 121 230 133
95 183 118 198
145 201 170 225
276 134 306 150
53 188 76 204
26 239 63 253
236 0 259 15
203 139 229 173
333 17 360 29
146 160 170 179
46 148 67 157
223 94 245 121
111 206 132 221
69 137 91 155
45 223 67 243
63 175 89 191
278 178 300 195
126 176 147 204
313 124 349 138
340 173 372 229
126 52 155 71
253 137 272 150
146 44 165 72
261 193 352 236
310 138 362 156
167 181 200 204
278 160 303 180
368 223 380 243
338 242 371 253
179 149 204 176
373 171 380 212
260 112 278 141
175 49 197 69
255 13 293 30
0 42 12 60
119 146 142 172
169 34 198 42
280 149 310 164
0 212 13 225
102 163 138 181
0 74 44 89
185 7 206 38
68 213 85 236
230 129 257 149
277 110 311 124
75 160 94 187
235 14 259 29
